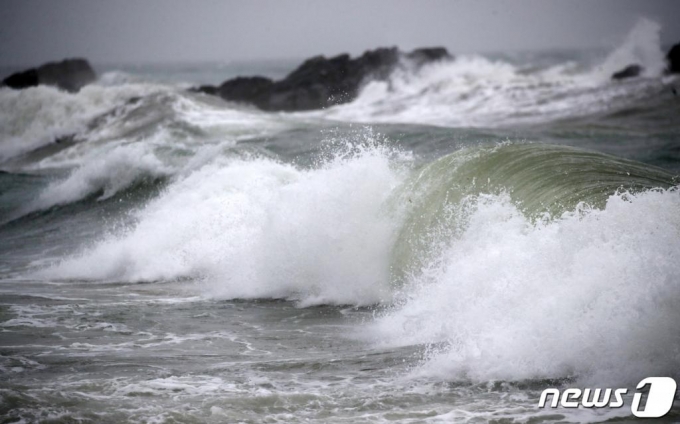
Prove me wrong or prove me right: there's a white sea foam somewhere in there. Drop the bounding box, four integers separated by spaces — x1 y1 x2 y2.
39 139 680 387
0 79 291 178
369 189 680 386
1 84 296 221
45 146 405 306
0 83 167 162
112 375 240 397
22 143 171 214
97 71 146 86
595 18 667 80
316 18 673 128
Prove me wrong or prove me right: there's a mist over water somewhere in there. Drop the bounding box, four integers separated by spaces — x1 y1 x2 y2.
1 18 679 423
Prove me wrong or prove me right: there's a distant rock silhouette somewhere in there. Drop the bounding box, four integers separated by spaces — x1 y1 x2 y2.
405 47 451 66
195 47 452 111
2 69 40 90
2 58 96 92
667 42 680 74
611 64 643 80
217 76 275 106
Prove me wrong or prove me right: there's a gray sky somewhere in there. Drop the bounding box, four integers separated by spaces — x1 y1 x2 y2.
1 0 680 66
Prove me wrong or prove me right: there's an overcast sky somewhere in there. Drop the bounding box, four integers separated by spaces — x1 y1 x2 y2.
1 0 680 66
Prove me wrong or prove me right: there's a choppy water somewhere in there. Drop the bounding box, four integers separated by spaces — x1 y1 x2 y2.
1 19 680 423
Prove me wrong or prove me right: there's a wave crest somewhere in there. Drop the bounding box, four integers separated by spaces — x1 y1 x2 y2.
370 188 680 386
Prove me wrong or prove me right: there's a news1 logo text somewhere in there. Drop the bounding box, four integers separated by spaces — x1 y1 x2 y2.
538 377 677 418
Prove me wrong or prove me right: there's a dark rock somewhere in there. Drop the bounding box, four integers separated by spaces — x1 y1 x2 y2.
37 59 96 92
406 47 452 66
2 68 39 89
262 50 387 111
218 76 274 105
667 42 680 74
2 58 96 92
611 64 643 80
203 46 453 111
190 85 218 96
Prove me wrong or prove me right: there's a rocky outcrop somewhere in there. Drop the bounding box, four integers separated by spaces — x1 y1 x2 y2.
195 47 452 111
667 42 680 74
218 76 275 105
610 42 680 80
2 58 96 92
2 69 39 89
611 64 643 80
406 47 451 66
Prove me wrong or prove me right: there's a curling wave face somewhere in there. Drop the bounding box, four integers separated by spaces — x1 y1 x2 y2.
374 185 680 387
31 141 680 389
389 143 678 283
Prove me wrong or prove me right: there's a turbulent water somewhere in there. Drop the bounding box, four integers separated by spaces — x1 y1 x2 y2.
1 20 680 423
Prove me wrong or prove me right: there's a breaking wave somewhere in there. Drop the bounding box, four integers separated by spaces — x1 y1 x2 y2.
31 141 680 386
371 187 680 386
2 17 679 392
319 18 676 127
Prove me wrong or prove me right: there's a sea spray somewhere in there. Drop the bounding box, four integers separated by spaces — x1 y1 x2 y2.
596 18 667 80
370 188 680 386
0 83 167 162
320 18 675 128
44 147 405 306
389 143 677 284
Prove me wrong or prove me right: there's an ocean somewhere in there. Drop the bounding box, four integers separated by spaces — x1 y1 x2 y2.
1 19 679 423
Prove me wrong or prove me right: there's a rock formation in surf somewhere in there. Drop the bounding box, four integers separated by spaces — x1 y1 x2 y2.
2 58 96 93
194 47 452 111
667 42 680 74
611 64 643 80
610 42 680 80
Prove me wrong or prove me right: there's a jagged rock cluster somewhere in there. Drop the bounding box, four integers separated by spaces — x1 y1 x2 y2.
193 47 452 111
2 41 679 102
2 58 96 92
